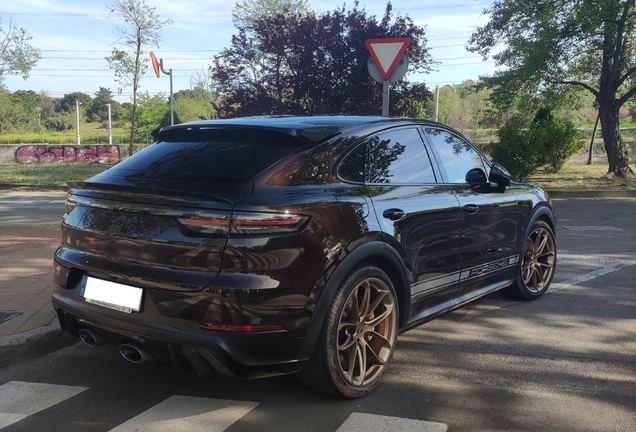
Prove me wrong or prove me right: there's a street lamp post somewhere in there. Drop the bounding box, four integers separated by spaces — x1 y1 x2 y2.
75 100 81 145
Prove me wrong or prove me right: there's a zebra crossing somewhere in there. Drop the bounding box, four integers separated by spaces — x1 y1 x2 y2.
0 381 448 432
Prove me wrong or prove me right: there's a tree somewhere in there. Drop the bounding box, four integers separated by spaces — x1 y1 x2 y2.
468 0 635 178
11 90 43 131
106 0 172 155
59 92 93 114
89 87 122 123
210 2 433 117
173 89 216 122
134 92 170 143
232 0 311 26
0 19 40 80
0 86 16 133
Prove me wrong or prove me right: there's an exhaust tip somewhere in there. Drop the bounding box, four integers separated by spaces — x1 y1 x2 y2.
120 343 151 363
79 328 104 347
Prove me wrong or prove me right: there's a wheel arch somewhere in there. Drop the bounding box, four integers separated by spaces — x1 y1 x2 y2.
527 204 557 235
298 241 410 359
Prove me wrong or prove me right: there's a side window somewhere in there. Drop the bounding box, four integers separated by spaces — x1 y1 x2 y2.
424 128 486 183
366 128 436 184
338 143 365 183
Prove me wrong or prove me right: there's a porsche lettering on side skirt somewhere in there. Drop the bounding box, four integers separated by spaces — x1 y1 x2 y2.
464 256 519 280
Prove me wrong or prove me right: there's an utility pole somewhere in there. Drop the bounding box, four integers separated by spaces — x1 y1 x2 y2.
107 103 113 146
75 100 81 145
434 86 440 123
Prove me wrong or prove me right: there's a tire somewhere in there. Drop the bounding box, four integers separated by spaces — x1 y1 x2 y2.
506 220 556 300
297 265 399 398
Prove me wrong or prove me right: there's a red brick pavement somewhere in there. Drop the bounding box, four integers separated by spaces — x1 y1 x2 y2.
0 226 61 336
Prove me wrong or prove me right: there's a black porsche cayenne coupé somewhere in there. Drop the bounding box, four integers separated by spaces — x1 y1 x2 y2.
52 116 556 398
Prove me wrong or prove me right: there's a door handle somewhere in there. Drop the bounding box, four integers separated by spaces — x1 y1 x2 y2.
383 209 405 221
462 204 479 214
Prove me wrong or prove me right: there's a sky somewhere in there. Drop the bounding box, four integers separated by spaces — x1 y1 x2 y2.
0 0 498 104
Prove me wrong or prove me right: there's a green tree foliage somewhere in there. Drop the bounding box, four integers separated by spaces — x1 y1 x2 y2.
210 2 433 117
468 0 635 178
491 111 584 181
59 92 93 113
44 112 75 132
232 0 311 26
89 87 122 123
0 19 41 80
134 92 169 143
11 90 43 130
0 85 16 133
105 0 172 154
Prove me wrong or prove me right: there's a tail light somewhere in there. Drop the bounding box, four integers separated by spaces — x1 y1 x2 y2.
178 211 307 236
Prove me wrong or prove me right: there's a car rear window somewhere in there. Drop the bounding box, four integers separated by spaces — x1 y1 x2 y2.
106 128 307 182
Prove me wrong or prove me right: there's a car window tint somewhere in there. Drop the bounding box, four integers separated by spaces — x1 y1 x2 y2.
424 128 485 183
337 143 365 183
106 129 305 182
366 128 436 184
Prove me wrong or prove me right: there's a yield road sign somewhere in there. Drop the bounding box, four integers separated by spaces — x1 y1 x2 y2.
365 38 410 81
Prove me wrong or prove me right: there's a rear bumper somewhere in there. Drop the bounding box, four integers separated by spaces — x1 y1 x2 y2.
52 262 308 379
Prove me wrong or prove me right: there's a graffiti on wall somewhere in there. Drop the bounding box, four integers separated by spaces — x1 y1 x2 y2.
15 145 120 164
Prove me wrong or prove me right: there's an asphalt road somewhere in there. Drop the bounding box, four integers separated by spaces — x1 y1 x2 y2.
0 194 634 432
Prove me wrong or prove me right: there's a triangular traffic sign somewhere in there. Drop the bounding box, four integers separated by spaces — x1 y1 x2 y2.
365 38 411 81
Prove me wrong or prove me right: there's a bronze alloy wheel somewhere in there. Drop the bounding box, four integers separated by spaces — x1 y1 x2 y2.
521 224 556 293
506 220 557 301
336 276 397 387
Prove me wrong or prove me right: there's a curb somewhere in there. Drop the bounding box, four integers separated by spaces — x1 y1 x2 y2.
547 190 636 198
0 324 77 369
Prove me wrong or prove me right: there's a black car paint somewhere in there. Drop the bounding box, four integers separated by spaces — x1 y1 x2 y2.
52 116 555 379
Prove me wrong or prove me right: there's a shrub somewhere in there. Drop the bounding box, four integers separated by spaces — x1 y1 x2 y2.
491 114 541 181
534 118 584 172
492 111 585 181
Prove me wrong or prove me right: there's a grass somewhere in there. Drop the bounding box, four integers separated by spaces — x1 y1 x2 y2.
0 160 634 190
0 163 110 186
528 161 636 191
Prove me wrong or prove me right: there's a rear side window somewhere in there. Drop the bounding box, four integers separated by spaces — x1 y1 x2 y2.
107 129 305 182
337 128 436 184
424 128 485 183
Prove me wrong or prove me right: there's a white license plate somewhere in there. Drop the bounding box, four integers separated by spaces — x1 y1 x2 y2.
80 276 143 313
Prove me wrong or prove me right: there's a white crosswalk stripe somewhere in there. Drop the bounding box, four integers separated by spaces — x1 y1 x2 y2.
48 200 67 204
336 413 448 432
0 381 88 429
0 381 448 431
109 395 259 432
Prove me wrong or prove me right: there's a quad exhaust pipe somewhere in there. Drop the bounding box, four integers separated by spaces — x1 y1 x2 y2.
78 328 105 347
119 343 152 363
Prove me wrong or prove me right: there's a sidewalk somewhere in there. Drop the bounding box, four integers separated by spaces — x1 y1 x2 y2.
0 225 60 336
0 224 78 367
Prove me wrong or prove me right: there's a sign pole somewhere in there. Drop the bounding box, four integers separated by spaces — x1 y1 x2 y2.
159 59 174 125
365 38 410 116
382 80 389 116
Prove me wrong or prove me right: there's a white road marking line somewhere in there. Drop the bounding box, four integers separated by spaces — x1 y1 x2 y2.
109 395 258 432
48 200 66 204
336 412 448 432
0 381 88 429
0 200 35 204
562 225 622 231
550 254 636 292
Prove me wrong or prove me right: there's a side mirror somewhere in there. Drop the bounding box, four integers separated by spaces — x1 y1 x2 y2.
488 163 511 187
465 168 488 185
